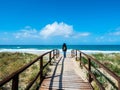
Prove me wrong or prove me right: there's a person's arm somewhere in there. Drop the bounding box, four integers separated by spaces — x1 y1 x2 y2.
65 45 67 51
62 45 64 51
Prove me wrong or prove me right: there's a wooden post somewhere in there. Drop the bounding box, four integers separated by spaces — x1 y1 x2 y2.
55 50 57 58
118 81 120 90
71 50 72 57
76 50 77 60
71 50 73 57
12 74 19 90
54 50 56 59
56 50 57 58
80 52 82 66
49 52 51 64
88 58 92 83
53 50 55 59
57 51 60 58
58 50 59 58
40 56 43 83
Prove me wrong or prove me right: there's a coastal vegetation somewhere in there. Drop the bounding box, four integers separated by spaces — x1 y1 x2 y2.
0 52 50 90
1 51 120 90
80 53 120 90
91 53 120 76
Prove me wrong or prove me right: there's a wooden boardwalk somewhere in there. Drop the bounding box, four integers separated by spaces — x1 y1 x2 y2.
40 56 93 90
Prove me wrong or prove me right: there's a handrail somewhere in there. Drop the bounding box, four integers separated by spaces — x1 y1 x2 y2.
71 49 120 90
78 50 120 81
0 49 60 90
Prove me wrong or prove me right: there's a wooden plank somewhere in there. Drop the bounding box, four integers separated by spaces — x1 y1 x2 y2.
39 56 93 90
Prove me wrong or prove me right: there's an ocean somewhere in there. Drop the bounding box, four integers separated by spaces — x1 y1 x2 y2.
0 45 120 53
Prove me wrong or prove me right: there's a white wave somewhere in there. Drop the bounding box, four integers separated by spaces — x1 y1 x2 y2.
0 49 120 54
81 50 120 54
65 50 120 54
0 49 51 55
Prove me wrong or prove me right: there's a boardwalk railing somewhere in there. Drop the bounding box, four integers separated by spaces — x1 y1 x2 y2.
0 49 60 90
71 50 120 90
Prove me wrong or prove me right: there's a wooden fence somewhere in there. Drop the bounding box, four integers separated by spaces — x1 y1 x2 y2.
71 49 120 90
0 49 59 90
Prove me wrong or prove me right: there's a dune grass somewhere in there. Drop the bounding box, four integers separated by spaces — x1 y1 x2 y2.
0 52 50 90
0 52 38 79
91 53 120 90
91 53 120 76
79 53 120 90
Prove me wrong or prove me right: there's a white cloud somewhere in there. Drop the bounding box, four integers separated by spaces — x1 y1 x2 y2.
73 32 90 38
109 27 120 36
79 33 90 36
14 26 38 38
40 21 90 39
95 36 105 42
14 22 91 39
110 31 120 36
40 22 73 38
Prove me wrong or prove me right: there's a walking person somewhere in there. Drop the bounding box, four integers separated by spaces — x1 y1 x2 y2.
62 43 67 58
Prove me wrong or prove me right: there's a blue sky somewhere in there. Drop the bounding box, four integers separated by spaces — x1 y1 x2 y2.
0 0 120 45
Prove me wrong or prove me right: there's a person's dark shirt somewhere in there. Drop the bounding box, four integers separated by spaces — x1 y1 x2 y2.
62 43 67 51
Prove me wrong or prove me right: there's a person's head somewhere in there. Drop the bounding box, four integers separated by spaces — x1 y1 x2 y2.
63 43 66 45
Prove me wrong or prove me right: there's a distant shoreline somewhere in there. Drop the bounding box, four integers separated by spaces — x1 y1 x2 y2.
0 45 120 54
0 45 120 51
0 49 120 54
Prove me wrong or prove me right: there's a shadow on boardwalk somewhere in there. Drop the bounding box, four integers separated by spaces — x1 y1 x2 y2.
49 57 64 90
40 57 93 90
